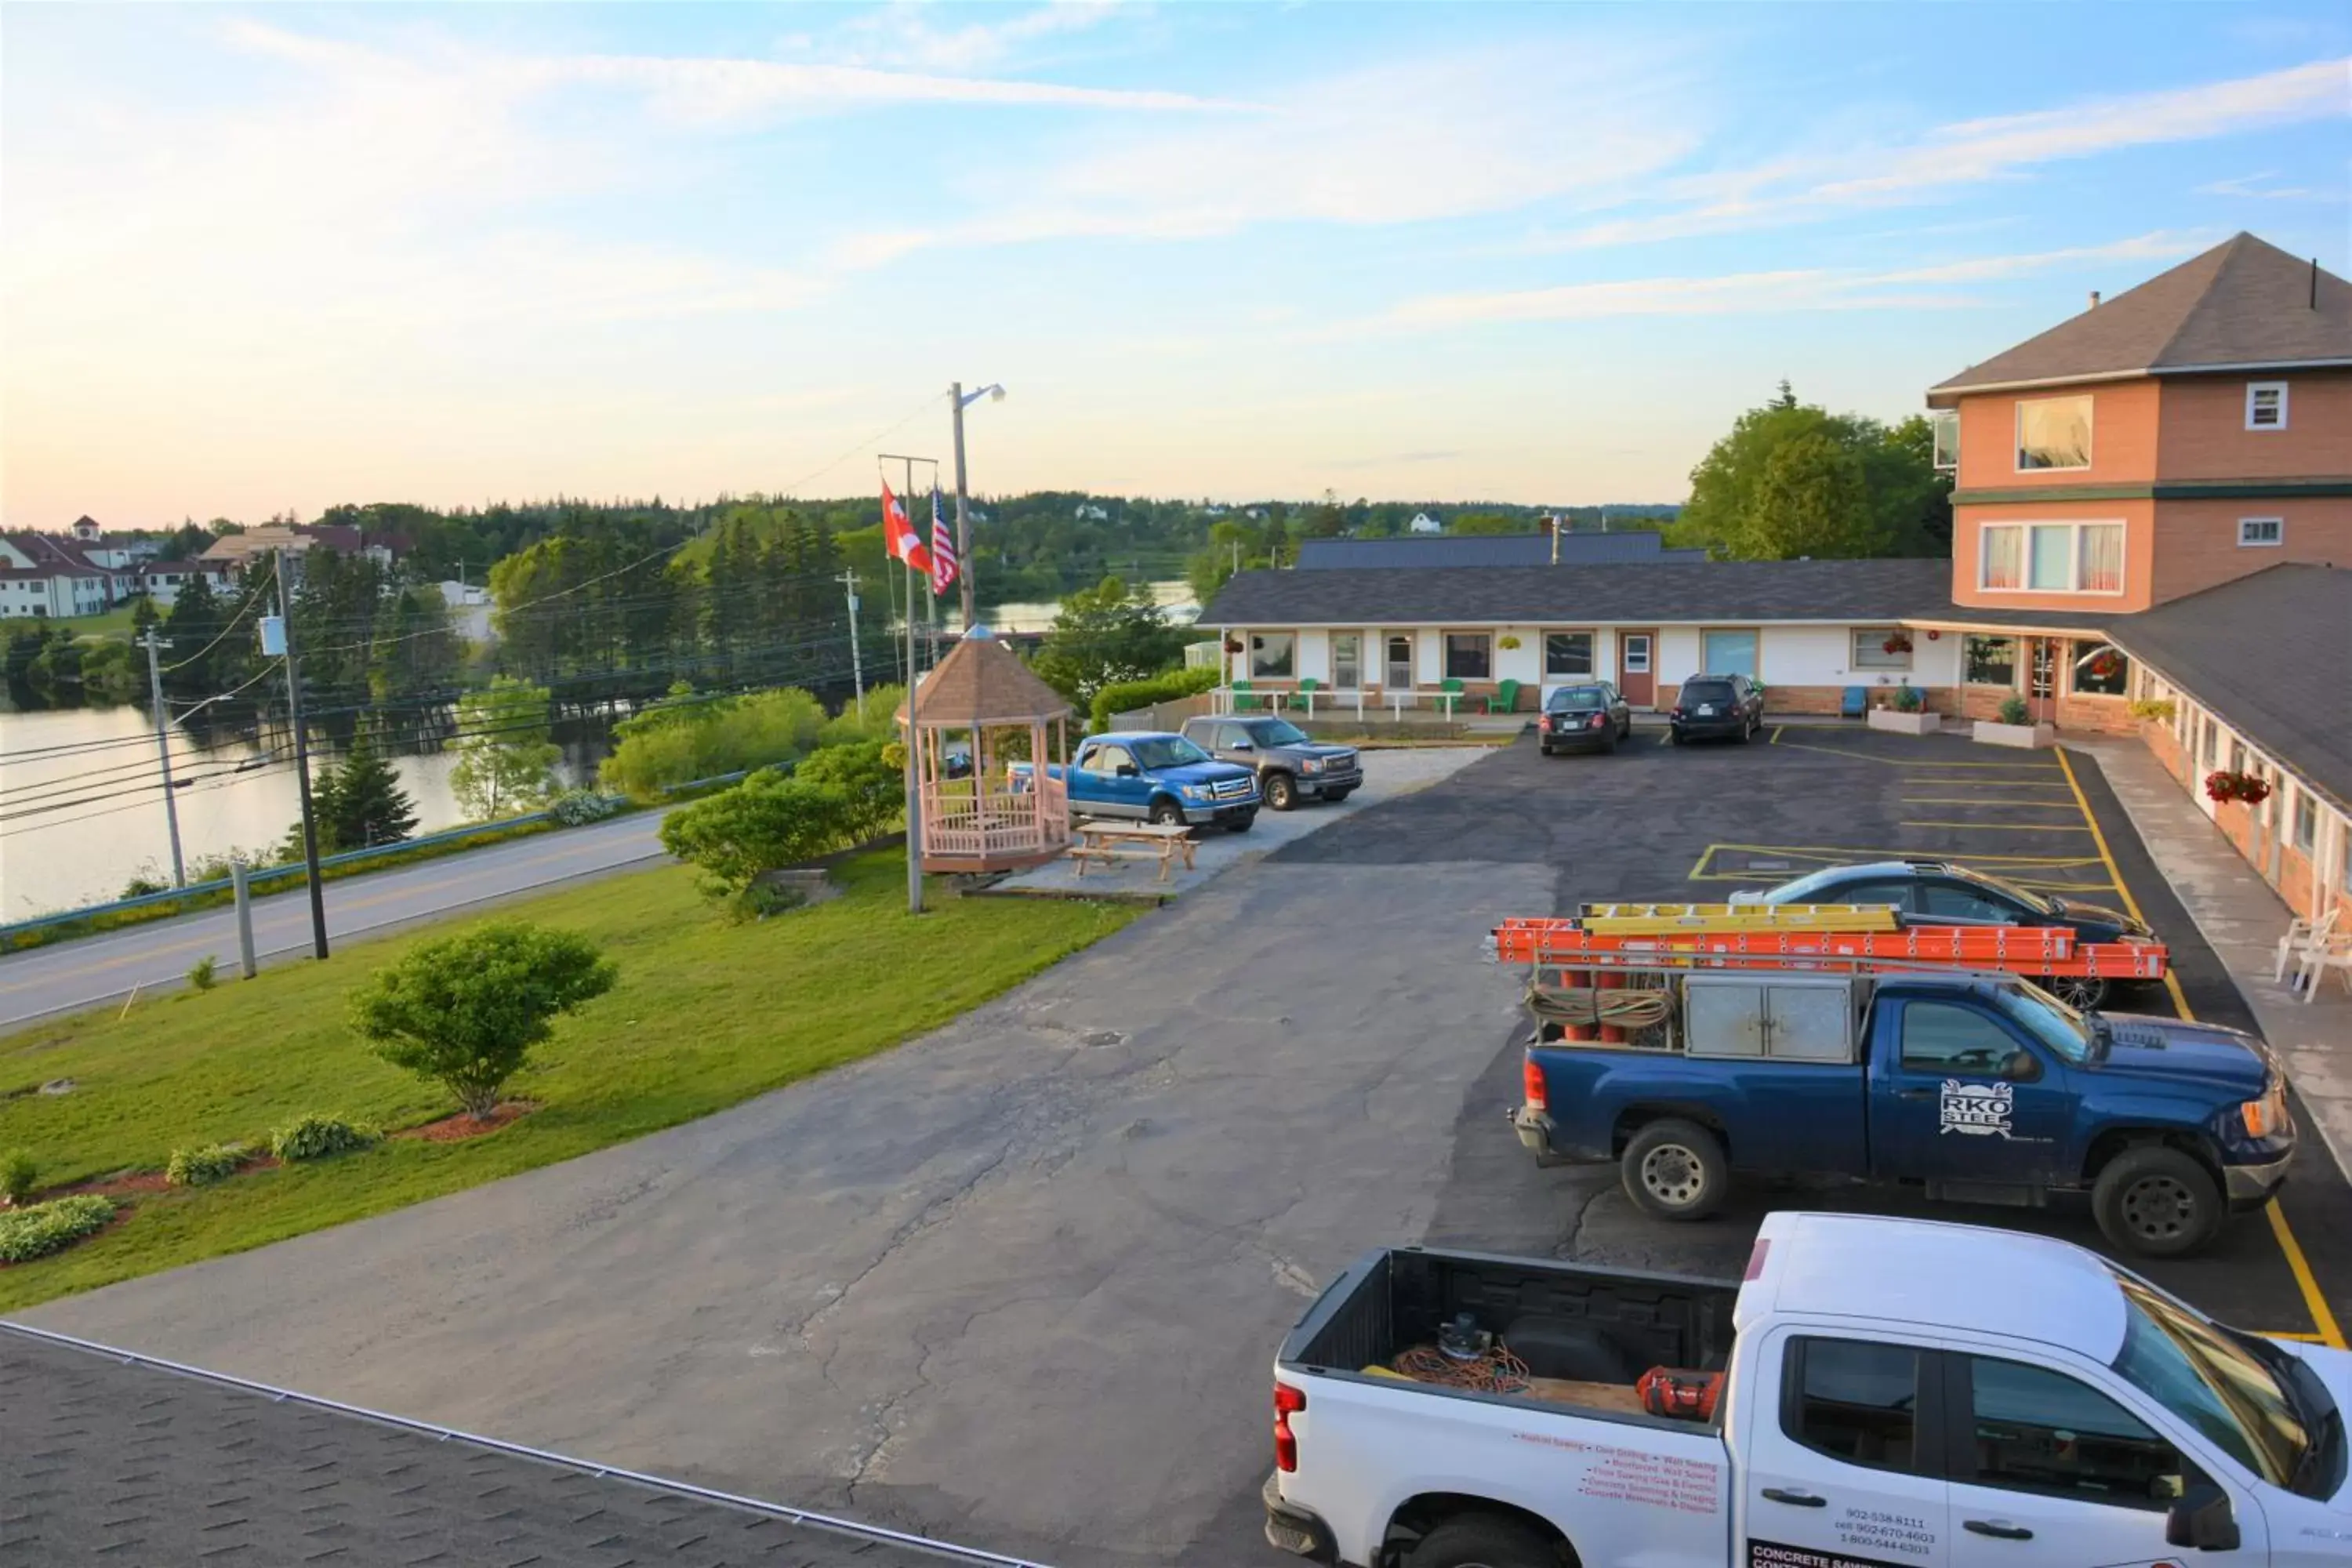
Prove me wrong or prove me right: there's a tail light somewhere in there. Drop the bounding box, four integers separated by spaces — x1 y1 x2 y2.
1670 706 1685 720
1590 714 1606 730
1274 1381 1306 1472
1743 1237 1772 1281
1522 1055 1548 1112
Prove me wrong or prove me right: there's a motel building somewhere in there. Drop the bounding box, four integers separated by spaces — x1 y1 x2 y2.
1196 233 2351 919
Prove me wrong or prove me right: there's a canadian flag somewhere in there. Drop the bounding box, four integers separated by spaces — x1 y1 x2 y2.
882 479 932 575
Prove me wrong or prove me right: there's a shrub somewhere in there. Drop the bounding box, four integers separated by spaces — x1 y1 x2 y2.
792 741 904 841
548 789 622 826
0 1149 36 1207
270 1114 382 1162
1088 666 1219 733
1996 695 2031 727
0 1194 117 1262
2129 698 2177 723
187 954 219 992
165 1142 247 1187
350 923 615 1119
1891 684 1923 713
818 684 909 748
601 686 826 800
660 771 855 898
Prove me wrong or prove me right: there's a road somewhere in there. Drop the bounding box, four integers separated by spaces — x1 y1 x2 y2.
0 813 668 1029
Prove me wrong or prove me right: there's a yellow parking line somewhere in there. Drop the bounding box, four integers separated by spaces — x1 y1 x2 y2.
1899 798 2085 808
1698 841 2102 866
1899 820 2092 833
2268 1330 2332 1343
2056 746 2347 1352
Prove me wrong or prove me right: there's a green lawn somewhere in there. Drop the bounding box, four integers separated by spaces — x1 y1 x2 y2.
54 602 144 641
0 851 1136 1308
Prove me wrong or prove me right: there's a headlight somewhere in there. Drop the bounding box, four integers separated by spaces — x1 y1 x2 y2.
1181 784 1207 801
1301 758 1323 774
2241 1080 2291 1138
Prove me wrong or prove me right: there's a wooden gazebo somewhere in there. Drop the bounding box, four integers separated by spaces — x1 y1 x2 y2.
899 626 1074 873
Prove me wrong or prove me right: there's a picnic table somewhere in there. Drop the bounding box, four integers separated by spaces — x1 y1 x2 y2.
1067 820 1200 883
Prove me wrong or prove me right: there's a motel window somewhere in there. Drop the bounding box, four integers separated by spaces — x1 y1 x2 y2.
1980 521 2123 594
1964 635 2017 687
1330 633 1361 690
2230 739 2245 775
1249 632 1294 680
1853 628 1911 671
2238 517 2283 548
2245 383 2288 431
1703 629 1759 678
1444 633 1492 681
2016 394 2092 470
2198 716 2216 769
2071 642 2129 699
2294 793 2318 855
1544 632 1594 677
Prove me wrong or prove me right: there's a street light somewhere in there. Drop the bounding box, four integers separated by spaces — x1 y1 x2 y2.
949 381 1006 629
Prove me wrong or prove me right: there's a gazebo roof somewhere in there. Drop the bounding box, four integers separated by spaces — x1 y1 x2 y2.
898 626 1073 727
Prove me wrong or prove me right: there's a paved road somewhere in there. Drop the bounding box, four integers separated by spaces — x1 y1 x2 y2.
0 813 668 1029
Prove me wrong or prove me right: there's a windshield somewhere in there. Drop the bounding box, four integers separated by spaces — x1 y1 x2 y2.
1131 736 1210 769
1246 719 1310 746
1951 863 2058 916
1988 982 2092 1065
1761 866 1873 903
2109 1272 2309 1486
1682 681 1734 702
1548 688 1607 710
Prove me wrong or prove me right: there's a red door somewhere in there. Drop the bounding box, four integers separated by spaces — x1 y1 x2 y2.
1618 629 1657 708
2027 637 2059 722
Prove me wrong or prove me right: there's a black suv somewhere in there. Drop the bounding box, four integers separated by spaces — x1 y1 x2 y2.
1538 682 1632 755
1668 674 1763 744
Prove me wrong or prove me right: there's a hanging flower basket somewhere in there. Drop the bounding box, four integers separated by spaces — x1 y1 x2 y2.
1881 633 1914 655
2204 769 2270 807
2087 652 2122 681
1497 634 1522 651
1221 637 1244 654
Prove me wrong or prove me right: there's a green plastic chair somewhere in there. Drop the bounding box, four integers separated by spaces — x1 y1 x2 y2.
1294 677 1320 717
1484 677 1520 714
1438 677 1465 717
1231 678 1266 713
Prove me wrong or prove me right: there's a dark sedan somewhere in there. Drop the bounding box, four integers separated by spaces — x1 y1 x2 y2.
1668 674 1764 743
1538 682 1632 755
1730 857 2161 1007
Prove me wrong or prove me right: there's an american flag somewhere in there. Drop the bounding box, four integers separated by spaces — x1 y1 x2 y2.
929 482 957 596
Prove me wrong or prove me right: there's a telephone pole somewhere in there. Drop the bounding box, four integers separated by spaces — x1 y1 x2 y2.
276 548 329 960
838 569 865 706
139 630 187 887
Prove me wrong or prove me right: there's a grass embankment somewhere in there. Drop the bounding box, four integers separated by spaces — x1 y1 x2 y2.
0 850 1136 1309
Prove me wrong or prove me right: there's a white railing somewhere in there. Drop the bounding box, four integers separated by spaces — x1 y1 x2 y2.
924 778 1070 857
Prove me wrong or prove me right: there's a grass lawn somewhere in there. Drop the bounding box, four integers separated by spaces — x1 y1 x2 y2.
0 850 1137 1309
53 602 145 641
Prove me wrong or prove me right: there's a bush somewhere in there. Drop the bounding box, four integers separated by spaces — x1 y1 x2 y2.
165 1142 246 1188
0 1194 117 1262
187 954 219 992
0 1149 36 1207
818 684 909 748
548 789 622 826
270 1114 382 1162
792 741 904 842
1996 695 2031 726
1892 684 1922 713
601 687 826 800
1089 666 1219 733
2129 698 2176 723
350 923 616 1119
659 771 855 898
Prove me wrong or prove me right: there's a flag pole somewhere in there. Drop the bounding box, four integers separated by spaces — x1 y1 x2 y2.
903 554 924 916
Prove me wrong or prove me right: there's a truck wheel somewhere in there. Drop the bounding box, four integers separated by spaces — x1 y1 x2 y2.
1668 728 1683 746
1621 1120 1728 1221
1147 797 1185 828
2094 1145 2222 1258
1408 1515 1562 1568
1265 772 1298 811
2048 975 2109 1010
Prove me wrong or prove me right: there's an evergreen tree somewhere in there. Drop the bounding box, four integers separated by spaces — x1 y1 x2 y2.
322 736 419 848
130 596 161 639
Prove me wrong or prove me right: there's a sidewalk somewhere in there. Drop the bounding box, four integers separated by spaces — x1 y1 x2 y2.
2072 738 2352 1181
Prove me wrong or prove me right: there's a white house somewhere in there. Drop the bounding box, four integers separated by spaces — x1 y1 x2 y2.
1408 511 1443 534
132 560 238 608
0 532 120 619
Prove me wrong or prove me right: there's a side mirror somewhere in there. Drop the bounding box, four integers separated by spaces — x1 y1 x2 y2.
2001 1050 2042 1083
1231 739 1254 752
2164 1483 2239 1551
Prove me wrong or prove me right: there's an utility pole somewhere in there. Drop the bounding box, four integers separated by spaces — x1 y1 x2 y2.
276 548 329 960
949 382 975 630
139 629 187 887
838 569 865 706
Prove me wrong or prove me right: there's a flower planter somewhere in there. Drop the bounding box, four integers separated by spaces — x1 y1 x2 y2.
1974 720 2055 750
1867 709 1940 735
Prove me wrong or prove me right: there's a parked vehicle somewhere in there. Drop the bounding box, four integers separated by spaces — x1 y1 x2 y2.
1181 715 1361 810
1538 682 1632 756
1729 858 2160 1008
1668 675 1764 744
1007 731 1260 832
1510 967 2292 1256
1264 1210 2352 1568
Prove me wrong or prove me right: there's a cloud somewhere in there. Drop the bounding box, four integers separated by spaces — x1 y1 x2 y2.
821 2 1128 73
2197 170 2344 201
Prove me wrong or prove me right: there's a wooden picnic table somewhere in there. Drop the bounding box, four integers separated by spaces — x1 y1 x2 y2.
1068 820 1200 883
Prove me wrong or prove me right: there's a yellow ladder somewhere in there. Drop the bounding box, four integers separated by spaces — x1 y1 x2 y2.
1576 902 1901 935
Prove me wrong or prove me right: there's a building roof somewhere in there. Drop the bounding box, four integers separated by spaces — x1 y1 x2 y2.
1929 234 2352 399
0 1323 1006 1568
1294 534 1708 569
1196 557 1952 627
2103 564 2352 814
902 626 1073 726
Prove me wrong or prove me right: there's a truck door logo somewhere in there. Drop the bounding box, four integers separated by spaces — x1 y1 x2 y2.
1939 1080 2013 1138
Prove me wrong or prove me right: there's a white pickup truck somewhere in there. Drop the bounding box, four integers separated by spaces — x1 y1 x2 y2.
1264 1212 2351 1567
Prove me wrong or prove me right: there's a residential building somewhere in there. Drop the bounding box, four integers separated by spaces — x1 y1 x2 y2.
133 559 238 608
1407 511 1443 534
199 522 397 575
0 532 118 619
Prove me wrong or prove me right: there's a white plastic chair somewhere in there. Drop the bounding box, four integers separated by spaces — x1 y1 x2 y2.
2274 907 2339 982
2292 924 2352 1004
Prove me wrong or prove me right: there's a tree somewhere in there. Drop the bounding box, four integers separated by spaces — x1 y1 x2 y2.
793 739 903 841
1671 387 1947 561
597 685 826 799
1748 432 1877 559
1032 575 1184 708
1448 512 1530 535
449 677 560 819
318 736 419 849
350 922 615 1119
658 770 854 899
130 596 161 638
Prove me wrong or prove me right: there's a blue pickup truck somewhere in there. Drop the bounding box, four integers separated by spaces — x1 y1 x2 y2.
1511 971 2295 1257
1009 731 1261 831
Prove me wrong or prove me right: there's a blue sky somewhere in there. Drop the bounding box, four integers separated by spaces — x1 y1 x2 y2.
3 3 2346 524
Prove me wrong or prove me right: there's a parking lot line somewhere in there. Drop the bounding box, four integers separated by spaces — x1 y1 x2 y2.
1695 840 2101 865
1899 797 2086 808
1898 820 2094 833
2056 746 2349 1351
1766 736 2063 770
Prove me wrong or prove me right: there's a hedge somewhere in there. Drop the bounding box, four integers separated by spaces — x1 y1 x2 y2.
0 1195 118 1263
1090 666 1220 733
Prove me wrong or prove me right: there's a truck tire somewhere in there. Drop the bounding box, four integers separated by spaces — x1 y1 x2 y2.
2093 1145 2223 1258
1147 797 1185 828
1621 1119 1729 1221
1264 771 1298 811
2048 975 2110 1010
1408 1515 1563 1568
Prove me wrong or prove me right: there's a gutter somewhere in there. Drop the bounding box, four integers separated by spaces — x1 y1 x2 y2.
1928 358 2352 402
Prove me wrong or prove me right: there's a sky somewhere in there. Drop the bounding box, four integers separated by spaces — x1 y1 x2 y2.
3 3 2347 526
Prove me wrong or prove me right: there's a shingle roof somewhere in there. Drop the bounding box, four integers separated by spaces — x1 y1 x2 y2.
1929 234 2352 397
2101 564 2352 814
902 627 1073 725
1196 557 1953 626
1295 534 1709 569
0 1323 1014 1568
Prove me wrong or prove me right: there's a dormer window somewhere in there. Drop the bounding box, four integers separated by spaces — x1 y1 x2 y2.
2245 382 2288 430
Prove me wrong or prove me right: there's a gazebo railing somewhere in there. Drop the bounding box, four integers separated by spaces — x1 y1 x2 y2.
921 775 1070 858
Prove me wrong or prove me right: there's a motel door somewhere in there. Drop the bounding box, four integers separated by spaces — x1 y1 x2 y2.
1618 630 1657 708
2026 637 2059 722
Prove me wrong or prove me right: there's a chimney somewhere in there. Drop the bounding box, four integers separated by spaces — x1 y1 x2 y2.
2087 291 2101 310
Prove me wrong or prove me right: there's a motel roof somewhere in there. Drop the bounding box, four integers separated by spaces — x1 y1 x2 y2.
1294 533 1711 569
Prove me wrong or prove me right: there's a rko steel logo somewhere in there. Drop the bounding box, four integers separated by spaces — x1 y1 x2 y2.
1939 1080 2014 1138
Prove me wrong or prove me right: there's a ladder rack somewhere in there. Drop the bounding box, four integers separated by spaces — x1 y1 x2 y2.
1577 902 1901 935
1492 916 2167 981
